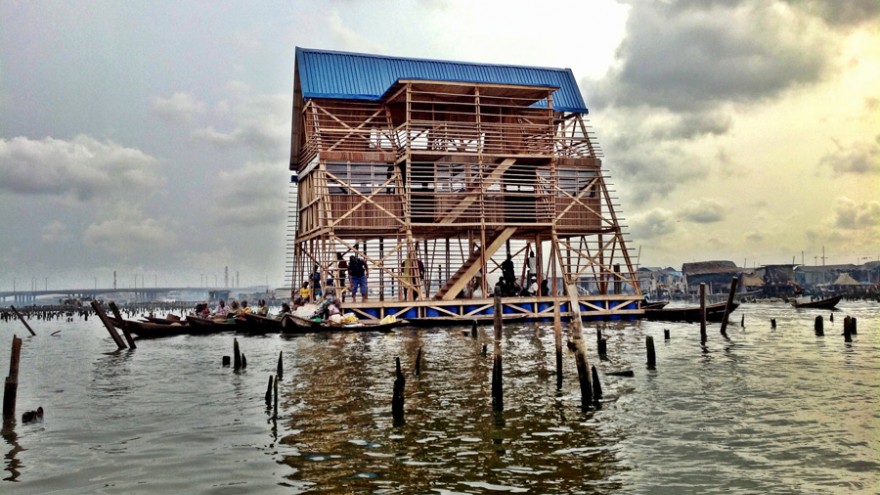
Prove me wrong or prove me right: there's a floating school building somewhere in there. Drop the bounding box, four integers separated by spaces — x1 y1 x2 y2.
288 48 641 322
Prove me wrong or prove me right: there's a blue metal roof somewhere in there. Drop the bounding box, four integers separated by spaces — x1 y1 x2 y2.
295 47 588 114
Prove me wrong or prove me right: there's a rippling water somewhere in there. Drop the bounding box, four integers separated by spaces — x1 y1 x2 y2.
1 301 878 494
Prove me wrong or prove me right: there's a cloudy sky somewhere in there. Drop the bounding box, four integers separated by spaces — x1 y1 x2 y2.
1 0 878 291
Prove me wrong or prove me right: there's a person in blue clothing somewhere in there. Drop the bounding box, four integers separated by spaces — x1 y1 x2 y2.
348 253 368 302
311 264 322 299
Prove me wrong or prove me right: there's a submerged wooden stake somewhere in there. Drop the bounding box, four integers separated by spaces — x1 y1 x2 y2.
222 356 231 367
553 301 563 390
471 320 478 339
719 277 738 337
646 335 656 370
567 283 592 405
108 302 136 349
415 347 422 377
273 373 279 419
9 306 36 337
276 352 283 381
664 329 670 340
591 365 602 402
492 291 504 411
265 375 274 406
597 329 607 356
815 315 824 336
233 339 241 371
2 335 23 425
392 356 405 420
850 317 857 335
771 318 777 329
91 300 126 350
699 283 707 343
843 316 852 343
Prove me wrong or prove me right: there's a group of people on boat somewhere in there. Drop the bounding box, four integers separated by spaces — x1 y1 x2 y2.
194 299 275 319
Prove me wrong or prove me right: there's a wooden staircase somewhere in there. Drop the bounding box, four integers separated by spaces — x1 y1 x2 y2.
434 227 517 300
438 158 517 224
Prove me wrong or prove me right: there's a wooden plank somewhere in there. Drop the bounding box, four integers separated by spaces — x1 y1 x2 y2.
439 158 516 224
441 227 517 301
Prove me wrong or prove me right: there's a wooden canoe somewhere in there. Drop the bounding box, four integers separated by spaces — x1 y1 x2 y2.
239 313 286 334
111 318 192 339
184 315 239 335
790 295 841 309
643 302 739 323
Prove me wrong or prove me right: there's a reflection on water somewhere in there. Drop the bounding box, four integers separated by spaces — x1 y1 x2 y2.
0 301 878 493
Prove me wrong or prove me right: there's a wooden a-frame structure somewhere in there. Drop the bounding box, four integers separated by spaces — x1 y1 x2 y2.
289 50 641 321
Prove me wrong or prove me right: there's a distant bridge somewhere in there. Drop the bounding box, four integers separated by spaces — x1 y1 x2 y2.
0 286 272 305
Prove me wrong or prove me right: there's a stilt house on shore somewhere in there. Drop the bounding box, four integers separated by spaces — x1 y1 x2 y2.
288 47 641 321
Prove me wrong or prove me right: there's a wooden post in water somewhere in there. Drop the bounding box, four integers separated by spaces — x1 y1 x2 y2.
471 320 478 339
90 300 126 350
553 301 563 390
492 290 504 411
646 335 656 370
392 356 405 421
699 283 707 343
233 338 241 371
770 318 777 329
265 375 273 406
664 329 670 340
108 302 136 349
222 356 231 367
567 283 592 407
2 336 23 425
276 352 283 381
814 315 824 336
843 316 852 343
741 314 744 328
596 328 607 357
850 317 857 335
719 277 738 337
591 365 602 402
9 306 36 337
273 373 279 419
415 347 422 377
829 313 833 323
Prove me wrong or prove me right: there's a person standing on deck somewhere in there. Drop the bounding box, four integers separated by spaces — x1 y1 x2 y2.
336 252 349 302
349 252 368 302
311 264 322 300
501 254 516 296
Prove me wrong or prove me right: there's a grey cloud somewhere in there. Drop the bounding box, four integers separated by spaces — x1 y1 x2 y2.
192 91 290 158
834 197 880 229
41 220 70 243
746 231 764 243
628 208 678 240
819 135 880 174
152 92 206 123
0 135 164 201
83 204 177 258
211 161 286 228
594 1 832 114
787 0 880 27
681 198 727 223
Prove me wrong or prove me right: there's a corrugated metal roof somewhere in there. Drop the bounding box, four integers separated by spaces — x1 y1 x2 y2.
295 47 588 114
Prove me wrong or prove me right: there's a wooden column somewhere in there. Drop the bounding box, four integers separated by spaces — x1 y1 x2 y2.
699 283 707 343
492 290 503 411
719 277 738 337
91 300 126 350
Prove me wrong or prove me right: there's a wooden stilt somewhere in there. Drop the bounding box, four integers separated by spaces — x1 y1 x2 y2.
567 283 592 407
664 329 670 340
2 336 23 425
719 277 737 337
392 356 405 421
415 347 422 376
108 302 136 349
591 365 602 402
815 315 824 336
222 356 231 367
770 318 777 329
843 316 852 343
699 283 707 343
829 312 833 323
646 335 656 370
553 300 563 390
233 339 241 371
471 320 478 339
265 375 274 406
850 317 857 335
597 329 607 356
90 300 126 350
276 352 283 381
492 291 504 411
273 372 279 419
241 354 247 369
9 306 36 337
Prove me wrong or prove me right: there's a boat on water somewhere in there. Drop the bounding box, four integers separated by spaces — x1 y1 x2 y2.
643 302 739 323
109 317 193 339
281 315 408 334
790 295 841 310
182 315 240 335
641 300 670 310
239 312 289 334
